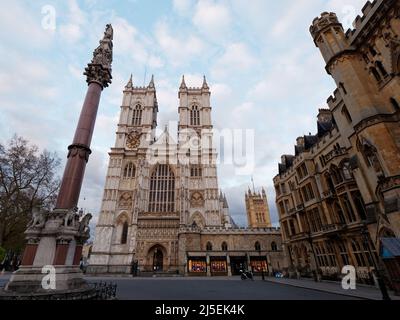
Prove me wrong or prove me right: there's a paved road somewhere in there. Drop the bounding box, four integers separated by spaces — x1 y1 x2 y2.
0 274 358 300
86 277 358 300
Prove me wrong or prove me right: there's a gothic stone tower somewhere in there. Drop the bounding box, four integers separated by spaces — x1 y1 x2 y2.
245 187 272 228
88 76 231 274
310 0 400 244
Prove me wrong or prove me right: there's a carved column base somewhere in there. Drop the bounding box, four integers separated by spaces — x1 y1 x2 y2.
3 266 88 294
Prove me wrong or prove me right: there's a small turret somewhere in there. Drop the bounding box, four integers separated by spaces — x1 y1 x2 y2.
202 75 210 92
125 74 133 90
148 74 155 90
310 12 348 65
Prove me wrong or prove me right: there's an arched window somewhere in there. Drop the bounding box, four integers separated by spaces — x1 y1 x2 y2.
362 140 383 176
123 162 136 179
341 105 352 123
221 242 228 251
132 105 143 126
376 61 388 78
190 105 200 126
148 165 175 212
341 161 353 180
370 67 382 83
390 98 400 112
255 242 261 251
342 194 356 222
351 191 367 221
271 242 278 252
206 242 213 251
331 165 343 185
351 239 367 267
121 221 129 244
334 201 346 224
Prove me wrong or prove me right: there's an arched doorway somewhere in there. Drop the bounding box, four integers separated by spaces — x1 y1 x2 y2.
153 248 163 271
147 245 167 272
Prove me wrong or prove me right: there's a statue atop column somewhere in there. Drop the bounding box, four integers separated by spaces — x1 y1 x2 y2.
84 24 113 89
1 24 114 299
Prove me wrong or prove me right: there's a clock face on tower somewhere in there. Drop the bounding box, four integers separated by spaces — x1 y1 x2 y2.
126 131 141 149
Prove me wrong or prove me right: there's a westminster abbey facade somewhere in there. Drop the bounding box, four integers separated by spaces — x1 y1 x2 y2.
88 76 285 276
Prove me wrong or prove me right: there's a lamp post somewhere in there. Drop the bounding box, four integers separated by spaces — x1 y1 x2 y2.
361 226 391 300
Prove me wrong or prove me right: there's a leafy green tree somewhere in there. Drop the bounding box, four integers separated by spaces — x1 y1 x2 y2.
0 135 61 253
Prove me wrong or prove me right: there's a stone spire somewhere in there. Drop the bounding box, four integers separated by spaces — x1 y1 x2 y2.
148 74 155 89
202 75 209 90
125 74 133 89
84 24 113 89
180 75 187 90
223 194 229 208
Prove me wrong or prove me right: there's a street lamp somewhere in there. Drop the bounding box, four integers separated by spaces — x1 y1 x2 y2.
361 226 391 300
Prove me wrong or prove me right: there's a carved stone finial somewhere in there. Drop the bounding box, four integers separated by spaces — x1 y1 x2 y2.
180 75 187 90
126 74 133 89
202 75 209 90
148 74 155 89
84 24 114 89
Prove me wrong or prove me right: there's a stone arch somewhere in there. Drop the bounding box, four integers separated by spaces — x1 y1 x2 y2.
190 192 205 208
114 212 130 245
378 226 396 239
146 244 168 272
189 212 206 229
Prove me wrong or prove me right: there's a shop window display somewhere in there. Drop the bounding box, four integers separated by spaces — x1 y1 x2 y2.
211 260 227 273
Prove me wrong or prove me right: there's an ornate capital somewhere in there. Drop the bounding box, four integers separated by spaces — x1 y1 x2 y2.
67 144 92 163
84 24 113 89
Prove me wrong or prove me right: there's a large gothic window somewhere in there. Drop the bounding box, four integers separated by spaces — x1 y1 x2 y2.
124 162 136 179
190 105 200 126
132 104 143 126
121 221 129 244
148 165 175 212
221 242 228 251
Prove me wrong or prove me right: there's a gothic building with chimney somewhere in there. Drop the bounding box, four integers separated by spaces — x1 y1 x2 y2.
274 0 400 293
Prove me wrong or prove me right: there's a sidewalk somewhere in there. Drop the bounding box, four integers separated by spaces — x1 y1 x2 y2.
265 276 400 300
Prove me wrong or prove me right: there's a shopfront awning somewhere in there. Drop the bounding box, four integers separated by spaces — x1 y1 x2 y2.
380 238 400 259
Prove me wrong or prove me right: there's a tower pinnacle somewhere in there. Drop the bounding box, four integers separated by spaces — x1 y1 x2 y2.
125 74 133 89
180 75 187 90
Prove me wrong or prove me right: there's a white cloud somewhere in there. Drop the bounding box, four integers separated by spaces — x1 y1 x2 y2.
113 17 164 69
173 0 195 16
155 20 206 67
0 2 54 47
325 0 367 29
193 0 232 41
212 42 257 78
59 0 87 44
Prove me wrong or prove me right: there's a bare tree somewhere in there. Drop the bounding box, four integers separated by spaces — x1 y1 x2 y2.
0 135 61 252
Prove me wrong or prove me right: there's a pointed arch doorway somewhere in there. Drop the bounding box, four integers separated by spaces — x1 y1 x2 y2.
147 245 166 272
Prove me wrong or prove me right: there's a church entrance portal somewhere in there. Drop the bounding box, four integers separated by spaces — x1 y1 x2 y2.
153 248 163 271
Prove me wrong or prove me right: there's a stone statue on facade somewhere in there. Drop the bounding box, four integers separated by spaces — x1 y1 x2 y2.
27 207 47 229
79 213 93 237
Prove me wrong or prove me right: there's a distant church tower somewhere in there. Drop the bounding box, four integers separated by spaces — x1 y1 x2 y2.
245 186 272 228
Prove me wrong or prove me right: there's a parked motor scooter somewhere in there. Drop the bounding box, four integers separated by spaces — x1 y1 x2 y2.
240 270 254 281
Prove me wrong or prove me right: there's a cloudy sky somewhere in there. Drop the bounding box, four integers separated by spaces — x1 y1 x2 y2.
0 0 368 229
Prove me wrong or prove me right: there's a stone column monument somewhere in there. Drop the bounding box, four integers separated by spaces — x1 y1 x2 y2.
1 25 113 297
